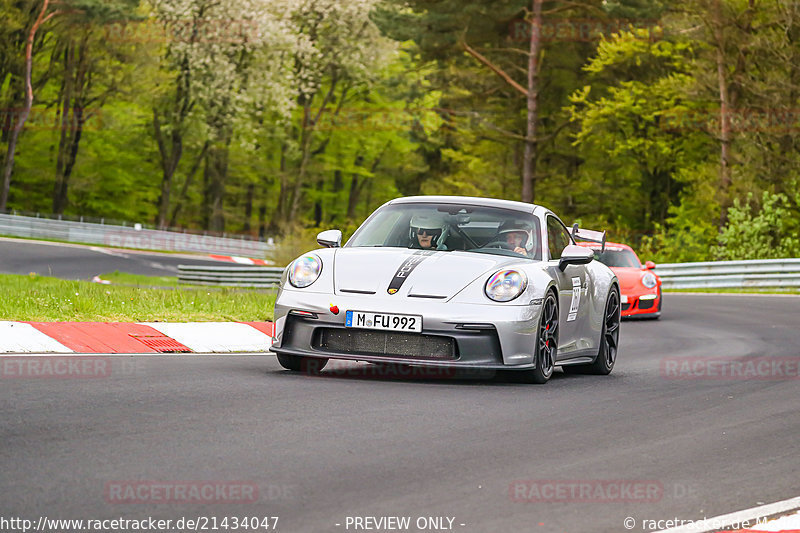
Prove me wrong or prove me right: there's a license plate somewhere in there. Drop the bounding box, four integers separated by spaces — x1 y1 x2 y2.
345 311 422 333
621 294 629 304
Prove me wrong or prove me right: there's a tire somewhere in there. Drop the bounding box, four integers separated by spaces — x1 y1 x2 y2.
521 291 558 384
563 286 620 375
276 353 328 374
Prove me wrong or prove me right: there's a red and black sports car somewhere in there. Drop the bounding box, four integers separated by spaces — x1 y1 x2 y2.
578 242 661 319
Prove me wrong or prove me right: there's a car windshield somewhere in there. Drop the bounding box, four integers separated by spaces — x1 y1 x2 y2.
346 202 542 260
594 248 641 268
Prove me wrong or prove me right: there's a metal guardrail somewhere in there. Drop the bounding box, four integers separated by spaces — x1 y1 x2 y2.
655 258 800 289
178 265 284 287
0 212 272 256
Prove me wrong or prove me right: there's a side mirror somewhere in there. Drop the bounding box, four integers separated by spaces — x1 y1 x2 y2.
317 229 342 248
644 260 656 270
558 244 594 271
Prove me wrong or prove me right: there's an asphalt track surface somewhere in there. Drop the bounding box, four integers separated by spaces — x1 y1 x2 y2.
0 238 226 279
1 294 799 533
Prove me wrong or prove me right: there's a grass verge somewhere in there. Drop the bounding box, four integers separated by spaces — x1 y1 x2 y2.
98 270 179 287
0 273 276 322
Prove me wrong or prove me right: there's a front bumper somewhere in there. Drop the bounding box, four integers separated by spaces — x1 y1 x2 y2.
270 290 544 369
621 288 661 317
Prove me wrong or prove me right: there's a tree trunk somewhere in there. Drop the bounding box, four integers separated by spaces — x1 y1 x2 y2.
154 53 192 228
154 109 182 228
201 153 210 230
205 140 230 233
258 202 267 240
288 105 314 224
712 0 732 227
330 169 343 223
346 148 386 221
52 33 90 215
313 170 324 226
521 0 543 204
346 173 362 221
346 154 365 221
268 143 289 234
169 141 208 228
53 39 75 213
244 182 254 233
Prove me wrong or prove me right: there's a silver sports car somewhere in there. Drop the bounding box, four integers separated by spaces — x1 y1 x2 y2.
270 196 620 384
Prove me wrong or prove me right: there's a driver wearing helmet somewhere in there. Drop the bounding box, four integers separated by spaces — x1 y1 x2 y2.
409 214 449 250
496 224 537 256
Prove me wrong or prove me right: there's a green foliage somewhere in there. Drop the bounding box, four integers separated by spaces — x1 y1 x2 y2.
716 191 800 260
568 30 711 233
99 270 178 287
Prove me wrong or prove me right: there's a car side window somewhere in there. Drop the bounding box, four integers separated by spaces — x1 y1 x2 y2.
547 216 572 260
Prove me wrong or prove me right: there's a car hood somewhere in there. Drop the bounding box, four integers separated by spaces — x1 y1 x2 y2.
610 267 648 291
333 247 520 299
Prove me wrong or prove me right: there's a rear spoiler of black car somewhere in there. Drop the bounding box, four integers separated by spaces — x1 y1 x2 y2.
571 223 606 252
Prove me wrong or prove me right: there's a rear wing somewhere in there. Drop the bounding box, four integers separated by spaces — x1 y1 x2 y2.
571 223 606 252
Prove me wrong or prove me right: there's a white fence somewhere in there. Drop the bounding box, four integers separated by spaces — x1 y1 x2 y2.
0 212 272 257
655 259 800 289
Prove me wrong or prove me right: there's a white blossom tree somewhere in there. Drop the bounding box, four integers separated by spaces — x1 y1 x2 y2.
278 0 391 225
148 0 389 231
150 0 297 230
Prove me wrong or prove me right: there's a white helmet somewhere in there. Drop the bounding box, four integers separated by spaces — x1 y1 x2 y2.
497 226 536 253
409 213 449 249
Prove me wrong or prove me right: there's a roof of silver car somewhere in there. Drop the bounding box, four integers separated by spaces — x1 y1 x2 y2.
388 195 542 214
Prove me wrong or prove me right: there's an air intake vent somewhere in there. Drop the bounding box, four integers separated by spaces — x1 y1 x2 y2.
313 329 456 360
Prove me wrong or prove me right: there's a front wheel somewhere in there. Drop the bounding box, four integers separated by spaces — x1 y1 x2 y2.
522 291 559 384
564 287 620 375
276 353 328 374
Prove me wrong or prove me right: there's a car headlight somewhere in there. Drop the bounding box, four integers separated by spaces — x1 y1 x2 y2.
642 272 657 289
288 254 322 288
485 270 527 302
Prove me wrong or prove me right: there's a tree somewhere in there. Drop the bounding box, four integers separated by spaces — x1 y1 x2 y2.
568 29 711 231
0 0 137 211
670 0 760 224
1 0 59 211
269 0 390 229
150 0 297 232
